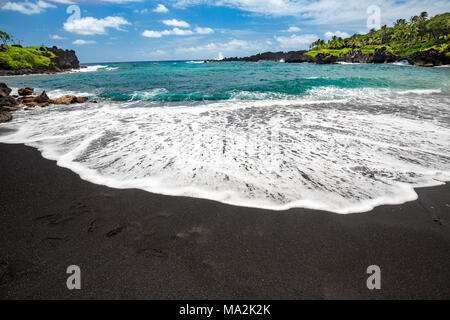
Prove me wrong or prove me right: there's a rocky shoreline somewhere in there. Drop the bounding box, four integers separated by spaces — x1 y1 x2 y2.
0 46 81 76
211 47 450 67
0 82 91 123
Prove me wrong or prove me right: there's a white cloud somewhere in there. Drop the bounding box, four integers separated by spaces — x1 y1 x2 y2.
142 30 163 38
167 37 271 60
134 8 148 14
171 28 194 35
101 0 144 3
179 39 251 53
73 39 96 45
153 4 169 13
275 34 318 49
285 26 301 32
37 0 55 8
324 30 350 39
64 16 131 35
142 26 214 38
195 27 214 34
162 19 190 28
1 0 56 15
47 0 75 3
172 0 450 27
142 28 194 37
50 34 66 39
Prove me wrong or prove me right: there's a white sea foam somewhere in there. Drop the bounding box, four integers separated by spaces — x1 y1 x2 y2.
186 60 205 64
397 89 442 95
393 60 413 66
337 62 361 65
45 88 95 99
130 88 169 100
1 87 449 214
70 65 109 73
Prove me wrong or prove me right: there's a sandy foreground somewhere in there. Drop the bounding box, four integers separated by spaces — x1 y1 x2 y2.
0 143 449 299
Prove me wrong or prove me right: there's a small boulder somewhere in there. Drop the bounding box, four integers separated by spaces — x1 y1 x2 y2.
52 95 77 105
18 87 34 96
0 96 19 107
17 96 48 107
0 83 12 97
1 106 20 112
75 96 88 103
0 111 12 123
35 91 50 103
52 95 88 105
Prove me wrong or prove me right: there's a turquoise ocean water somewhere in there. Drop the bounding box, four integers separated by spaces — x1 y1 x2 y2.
1 61 449 213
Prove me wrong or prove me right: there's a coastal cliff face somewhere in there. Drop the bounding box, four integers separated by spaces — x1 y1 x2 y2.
47 46 80 70
217 48 449 66
0 46 80 76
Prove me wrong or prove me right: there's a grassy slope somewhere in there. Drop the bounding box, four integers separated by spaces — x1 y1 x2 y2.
0 45 56 70
305 39 449 58
306 12 450 58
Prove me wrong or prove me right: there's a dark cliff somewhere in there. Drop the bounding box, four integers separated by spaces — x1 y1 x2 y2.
47 46 80 70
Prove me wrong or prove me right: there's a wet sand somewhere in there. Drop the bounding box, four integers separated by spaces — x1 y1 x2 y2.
0 143 449 299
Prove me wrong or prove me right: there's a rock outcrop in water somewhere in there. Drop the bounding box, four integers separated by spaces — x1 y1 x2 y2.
0 83 90 122
0 83 12 97
18 87 34 96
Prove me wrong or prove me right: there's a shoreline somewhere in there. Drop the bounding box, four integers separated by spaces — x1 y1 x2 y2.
0 66 87 77
0 142 449 299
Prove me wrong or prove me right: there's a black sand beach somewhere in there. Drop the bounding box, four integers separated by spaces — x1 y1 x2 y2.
0 143 449 299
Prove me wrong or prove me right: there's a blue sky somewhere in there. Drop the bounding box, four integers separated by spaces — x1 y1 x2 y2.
1 0 449 62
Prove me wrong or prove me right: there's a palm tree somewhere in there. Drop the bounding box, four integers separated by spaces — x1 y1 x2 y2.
394 19 407 28
0 30 12 45
420 12 428 20
410 15 420 24
380 25 391 44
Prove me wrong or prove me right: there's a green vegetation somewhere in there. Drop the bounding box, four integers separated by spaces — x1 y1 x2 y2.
0 45 57 70
0 30 56 70
308 12 450 58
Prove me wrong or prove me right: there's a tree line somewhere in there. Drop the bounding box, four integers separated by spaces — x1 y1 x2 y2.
310 12 450 50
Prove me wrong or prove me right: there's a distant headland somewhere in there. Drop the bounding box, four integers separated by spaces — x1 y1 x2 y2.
209 12 450 67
